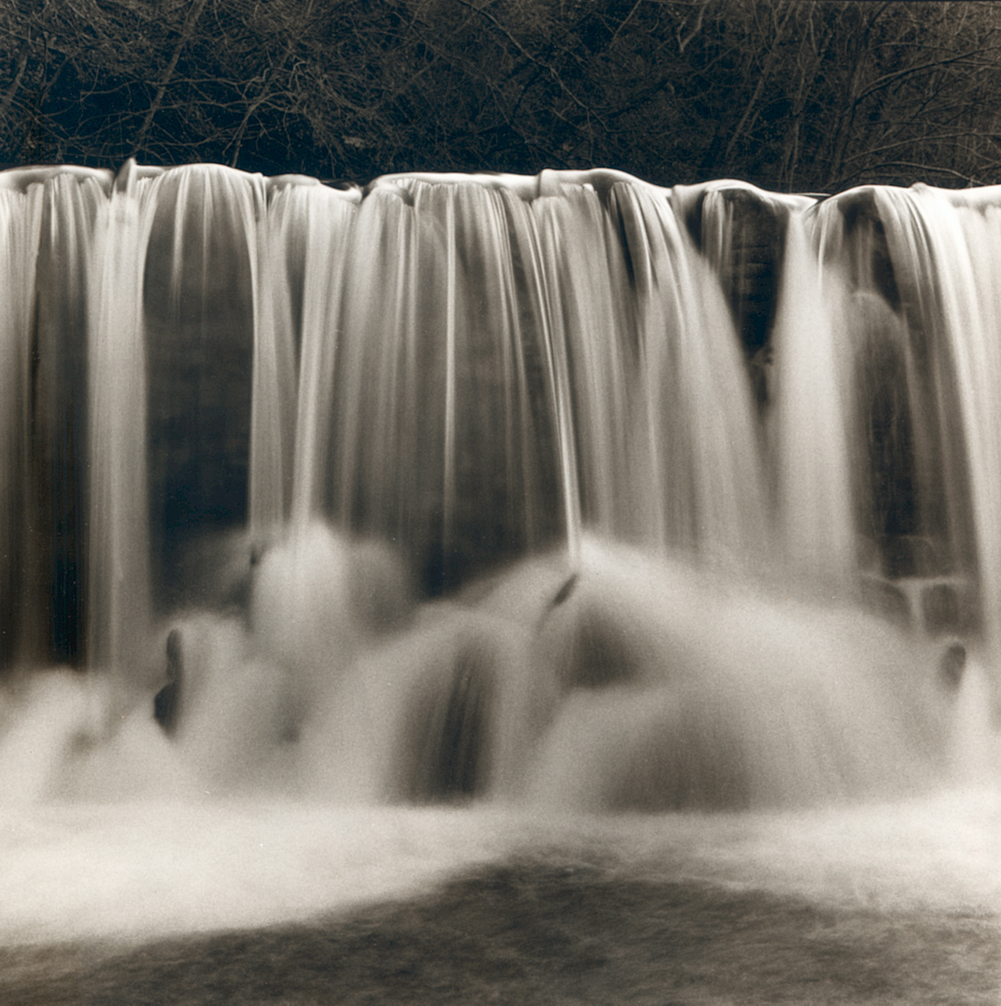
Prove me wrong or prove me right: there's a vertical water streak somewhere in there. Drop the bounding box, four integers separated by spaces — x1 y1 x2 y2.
21 174 107 664
518 187 587 564
533 185 618 557
324 182 444 580
86 169 156 693
248 178 296 543
771 210 855 587
641 186 767 566
144 166 261 608
0 183 43 668
553 182 768 569
442 181 572 579
328 185 419 546
957 200 1001 656
468 185 575 571
441 192 459 574
487 188 561 557
329 179 570 591
878 187 1001 654
289 188 357 528
609 184 674 552
825 187 962 593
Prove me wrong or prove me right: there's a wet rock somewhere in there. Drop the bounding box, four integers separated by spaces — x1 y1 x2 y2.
154 627 183 735
144 170 256 613
549 573 579 610
880 534 943 579
833 188 901 310
716 188 787 361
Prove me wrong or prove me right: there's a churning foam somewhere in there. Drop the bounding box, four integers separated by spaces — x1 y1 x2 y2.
0 791 998 947
0 526 997 947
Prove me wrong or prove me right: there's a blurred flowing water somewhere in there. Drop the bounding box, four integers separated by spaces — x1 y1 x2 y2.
0 163 998 952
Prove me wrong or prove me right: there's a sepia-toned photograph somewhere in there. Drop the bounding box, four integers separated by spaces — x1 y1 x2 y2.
0 2 998 1002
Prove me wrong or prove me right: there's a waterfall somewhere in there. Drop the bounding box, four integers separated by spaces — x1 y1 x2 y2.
0 178 42 671
0 162 997 813
86 166 154 708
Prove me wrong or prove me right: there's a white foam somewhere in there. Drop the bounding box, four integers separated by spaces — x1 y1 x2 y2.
2 533 998 947
0 789 997 947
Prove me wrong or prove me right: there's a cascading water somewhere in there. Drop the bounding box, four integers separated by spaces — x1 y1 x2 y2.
0 163 998 950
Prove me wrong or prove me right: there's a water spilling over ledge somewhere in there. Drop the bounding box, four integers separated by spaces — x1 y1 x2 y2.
1 161 1000 960
0 161 999 822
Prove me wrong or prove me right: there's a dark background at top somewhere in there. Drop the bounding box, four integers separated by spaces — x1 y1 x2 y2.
3 0 1001 193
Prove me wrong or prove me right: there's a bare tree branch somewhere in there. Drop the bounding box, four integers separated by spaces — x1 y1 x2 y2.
131 0 207 156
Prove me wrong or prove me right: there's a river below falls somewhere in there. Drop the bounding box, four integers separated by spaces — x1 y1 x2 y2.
1 789 999 1002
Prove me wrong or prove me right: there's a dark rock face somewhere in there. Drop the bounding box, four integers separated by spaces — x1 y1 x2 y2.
715 188 788 366
879 535 943 580
548 573 579 612
835 188 902 310
14 183 98 668
6 168 996 676
154 628 184 735
833 190 977 602
684 186 794 409
682 183 980 617
144 178 255 615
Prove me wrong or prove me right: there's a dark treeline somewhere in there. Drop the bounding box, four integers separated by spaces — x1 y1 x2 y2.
2 0 1001 191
